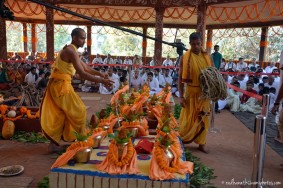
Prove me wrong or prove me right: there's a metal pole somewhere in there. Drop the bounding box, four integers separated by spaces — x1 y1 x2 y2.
251 115 267 188
261 94 270 118
209 101 220 133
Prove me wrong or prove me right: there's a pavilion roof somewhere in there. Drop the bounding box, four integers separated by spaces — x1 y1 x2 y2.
5 0 283 28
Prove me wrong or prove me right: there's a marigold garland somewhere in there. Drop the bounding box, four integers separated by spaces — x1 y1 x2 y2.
154 142 180 173
67 137 94 151
108 139 134 167
26 110 40 119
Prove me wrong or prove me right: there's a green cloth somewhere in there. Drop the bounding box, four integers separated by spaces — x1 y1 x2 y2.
212 52 222 69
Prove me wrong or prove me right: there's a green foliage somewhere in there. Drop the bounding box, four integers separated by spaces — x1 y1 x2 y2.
73 131 92 141
12 131 49 143
108 131 133 144
174 104 182 119
37 176 49 188
185 150 216 188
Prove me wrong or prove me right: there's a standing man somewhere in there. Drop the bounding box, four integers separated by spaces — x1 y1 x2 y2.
178 32 213 153
212 45 222 113
272 49 283 145
40 28 113 152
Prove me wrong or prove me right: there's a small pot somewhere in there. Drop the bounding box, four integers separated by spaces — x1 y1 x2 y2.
160 145 174 166
102 125 110 131
92 135 102 149
114 118 123 129
116 142 128 161
74 148 92 163
126 127 139 138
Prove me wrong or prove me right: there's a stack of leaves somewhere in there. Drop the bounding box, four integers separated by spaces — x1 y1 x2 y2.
185 150 216 187
11 131 49 143
108 129 133 144
37 176 49 188
174 104 182 120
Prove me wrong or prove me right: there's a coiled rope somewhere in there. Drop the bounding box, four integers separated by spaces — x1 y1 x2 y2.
199 66 227 101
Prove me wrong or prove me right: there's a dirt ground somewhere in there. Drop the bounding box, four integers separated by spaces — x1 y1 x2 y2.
0 93 282 188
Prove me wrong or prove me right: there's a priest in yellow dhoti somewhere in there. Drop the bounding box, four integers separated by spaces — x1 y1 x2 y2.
178 32 213 153
40 28 114 152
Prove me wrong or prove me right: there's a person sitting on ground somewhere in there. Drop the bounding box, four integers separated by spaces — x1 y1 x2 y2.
131 69 142 91
92 54 103 64
11 52 22 61
162 55 173 66
219 58 226 71
114 56 122 64
149 57 155 66
123 56 132 65
265 62 277 74
133 55 142 66
225 59 236 72
37 72 50 91
226 81 242 112
248 58 259 72
230 76 238 84
241 81 257 104
36 71 45 86
163 69 173 86
153 68 165 88
103 54 114 64
24 67 38 85
25 52 36 61
257 83 265 95
236 57 247 72
99 67 120 94
146 71 160 95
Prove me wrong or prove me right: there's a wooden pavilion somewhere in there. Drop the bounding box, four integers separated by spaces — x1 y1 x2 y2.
0 0 282 64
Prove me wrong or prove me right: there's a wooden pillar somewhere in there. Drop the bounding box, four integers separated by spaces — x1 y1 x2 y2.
46 7 54 61
0 18 7 59
196 5 207 47
142 27 147 64
31 23 37 53
259 27 268 62
154 7 165 65
206 29 213 54
22 23 28 52
87 25 92 57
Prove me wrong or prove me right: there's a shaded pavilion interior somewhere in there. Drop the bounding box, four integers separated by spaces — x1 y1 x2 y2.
0 0 283 64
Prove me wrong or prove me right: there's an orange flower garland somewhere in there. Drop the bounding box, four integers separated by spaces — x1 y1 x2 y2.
154 142 180 173
66 137 94 151
108 139 134 167
3 115 23 122
26 110 40 119
0 105 8 116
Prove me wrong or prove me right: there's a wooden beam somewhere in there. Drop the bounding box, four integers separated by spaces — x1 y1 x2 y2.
22 23 28 52
142 27 147 63
203 0 249 6
196 5 207 47
206 20 283 29
45 0 199 7
154 7 165 65
46 8 54 61
259 27 268 62
14 17 283 30
31 23 37 52
0 18 7 60
206 29 213 54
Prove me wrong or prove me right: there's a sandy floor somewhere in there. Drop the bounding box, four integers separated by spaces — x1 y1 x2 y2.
0 93 282 188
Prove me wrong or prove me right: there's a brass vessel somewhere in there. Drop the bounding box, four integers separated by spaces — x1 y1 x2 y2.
116 142 129 161
74 148 92 163
92 135 102 148
126 127 139 138
160 145 174 166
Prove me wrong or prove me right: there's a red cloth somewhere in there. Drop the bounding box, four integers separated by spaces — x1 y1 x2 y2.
241 89 257 104
134 139 154 154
